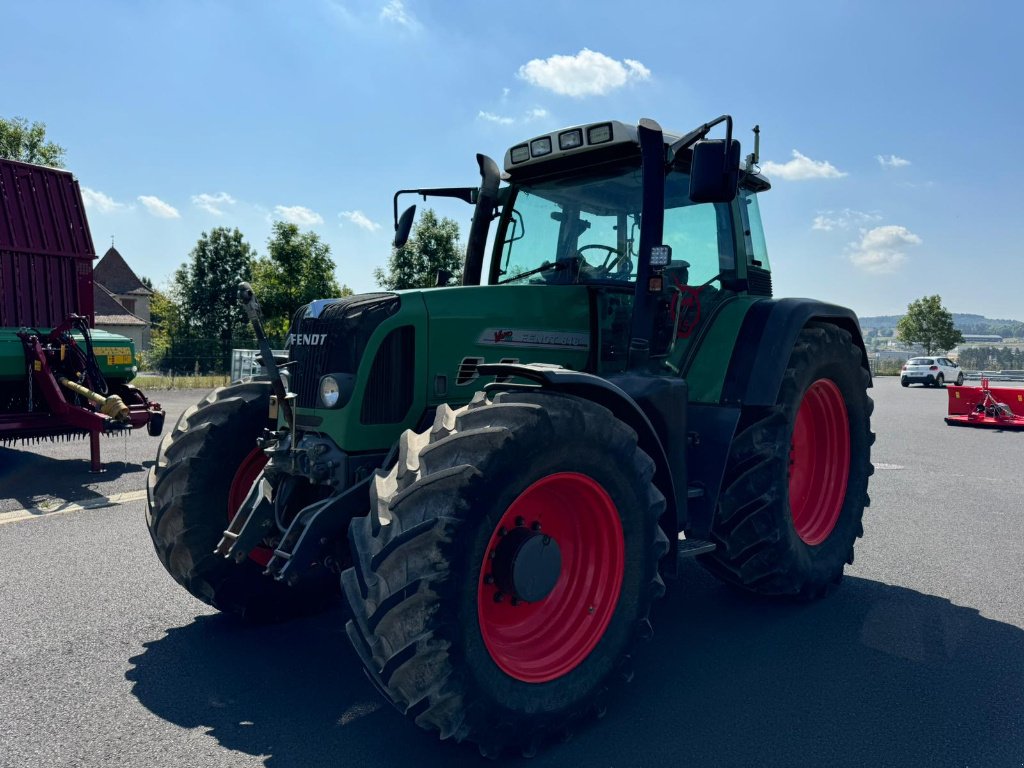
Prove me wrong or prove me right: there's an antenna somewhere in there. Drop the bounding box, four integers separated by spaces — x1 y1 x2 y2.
744 125 761 172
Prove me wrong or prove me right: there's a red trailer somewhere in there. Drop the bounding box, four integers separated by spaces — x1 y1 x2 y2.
0 157 164 470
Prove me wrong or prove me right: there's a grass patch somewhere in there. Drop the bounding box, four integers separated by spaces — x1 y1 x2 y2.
134 374 231 390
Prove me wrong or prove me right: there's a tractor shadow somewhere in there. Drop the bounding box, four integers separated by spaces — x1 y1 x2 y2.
126 567 1024 768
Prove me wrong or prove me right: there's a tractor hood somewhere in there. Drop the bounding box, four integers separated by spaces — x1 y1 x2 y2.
287 284 591 453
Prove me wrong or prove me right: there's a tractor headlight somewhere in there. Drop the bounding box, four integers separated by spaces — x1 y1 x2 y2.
320 375 340 408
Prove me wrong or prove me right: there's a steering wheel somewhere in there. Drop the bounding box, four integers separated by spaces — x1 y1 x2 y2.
576 244 631 277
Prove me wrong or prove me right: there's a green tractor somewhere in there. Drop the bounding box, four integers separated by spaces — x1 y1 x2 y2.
147 116 873 756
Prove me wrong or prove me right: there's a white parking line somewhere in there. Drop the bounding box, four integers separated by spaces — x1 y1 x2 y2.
0 489 148 526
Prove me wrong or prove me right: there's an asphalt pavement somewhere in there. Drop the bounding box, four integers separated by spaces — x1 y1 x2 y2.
1 379 1022 767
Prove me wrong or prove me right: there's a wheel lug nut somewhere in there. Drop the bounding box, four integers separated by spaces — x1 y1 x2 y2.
515 516 525 527
531 521 542 532
498 527 507 537
484 574 494 585
494 591 504 603
511 596 519 607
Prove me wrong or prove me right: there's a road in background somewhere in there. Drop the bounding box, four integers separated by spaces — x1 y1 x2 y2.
1 379 1022 767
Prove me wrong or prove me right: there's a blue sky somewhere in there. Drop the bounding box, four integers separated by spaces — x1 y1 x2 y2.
5 0 1022 319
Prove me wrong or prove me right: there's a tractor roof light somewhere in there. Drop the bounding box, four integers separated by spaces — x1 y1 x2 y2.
530 137 553 158
510 145 530 164
587 123 613 144
558 129 584 150
502 120 635 172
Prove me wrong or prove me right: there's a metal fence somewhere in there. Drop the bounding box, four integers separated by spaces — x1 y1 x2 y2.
230 348 286 382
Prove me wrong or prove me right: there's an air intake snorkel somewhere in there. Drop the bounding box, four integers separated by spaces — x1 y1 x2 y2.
462 154 501 286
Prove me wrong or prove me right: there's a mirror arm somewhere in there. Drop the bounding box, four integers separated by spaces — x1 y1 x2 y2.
392 187 478 234
669 114 733 163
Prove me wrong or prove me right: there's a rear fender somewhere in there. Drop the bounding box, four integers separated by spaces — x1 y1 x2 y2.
720 298 870 408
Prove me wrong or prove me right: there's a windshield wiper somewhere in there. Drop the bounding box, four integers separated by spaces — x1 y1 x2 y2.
497 259 571 285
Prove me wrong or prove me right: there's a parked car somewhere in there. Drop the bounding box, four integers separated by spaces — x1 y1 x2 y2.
901 356 964 387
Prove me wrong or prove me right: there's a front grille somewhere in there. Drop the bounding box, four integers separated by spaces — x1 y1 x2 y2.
361 325 415 424
747 266 773 297
288 293 399 408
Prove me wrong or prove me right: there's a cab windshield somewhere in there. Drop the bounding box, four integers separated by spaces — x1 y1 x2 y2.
491 162 735 288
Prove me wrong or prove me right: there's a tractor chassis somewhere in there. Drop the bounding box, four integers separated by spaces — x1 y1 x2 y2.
216 426 384 584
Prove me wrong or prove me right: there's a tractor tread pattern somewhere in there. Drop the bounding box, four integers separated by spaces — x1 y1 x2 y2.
700 322 874 599
342 390 668 757
146 381 337 621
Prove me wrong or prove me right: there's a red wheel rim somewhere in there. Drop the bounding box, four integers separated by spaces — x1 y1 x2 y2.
477 472 624 684
788 379 850 545
227 447 273 567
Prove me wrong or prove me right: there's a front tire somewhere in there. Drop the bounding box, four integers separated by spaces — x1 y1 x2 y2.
700 323 873 599
146 382 339 621
956 372 965 386
342 391 668 756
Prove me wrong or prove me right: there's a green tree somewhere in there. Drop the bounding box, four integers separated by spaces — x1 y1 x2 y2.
0 116 66 167
896 295 964 354
251 221 352 338
170 228 256 372
374 208 463 290
141 288 185 372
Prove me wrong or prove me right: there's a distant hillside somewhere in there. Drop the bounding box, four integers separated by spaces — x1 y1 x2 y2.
860 313 1024 337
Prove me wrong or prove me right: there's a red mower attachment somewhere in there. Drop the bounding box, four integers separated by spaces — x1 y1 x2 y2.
945 378 1024 429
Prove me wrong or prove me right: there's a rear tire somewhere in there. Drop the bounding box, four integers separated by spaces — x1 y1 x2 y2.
700 323 873 599
937 373 945 387
146 382 339 622
901 378 909 387
342 390 668 756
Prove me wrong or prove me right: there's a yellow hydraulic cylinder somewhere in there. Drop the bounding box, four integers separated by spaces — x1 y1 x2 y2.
58 377 130 422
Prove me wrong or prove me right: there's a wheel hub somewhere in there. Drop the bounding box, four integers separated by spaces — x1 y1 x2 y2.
491 526 562 603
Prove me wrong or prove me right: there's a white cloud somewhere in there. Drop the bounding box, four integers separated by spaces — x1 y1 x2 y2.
877 154 910 168
339 210 382 232
192 192 236 216
848 225 921 273
274 205 324 226
812 209 883 231
517 49 651 98
137 195 180 219
477 107 550 127
478 110 515 125
81 187 127 214
761 150 846 181
380 0 418 29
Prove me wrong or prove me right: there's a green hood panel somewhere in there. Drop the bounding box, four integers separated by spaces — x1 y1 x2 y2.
294 285 591 453
420 284 591 406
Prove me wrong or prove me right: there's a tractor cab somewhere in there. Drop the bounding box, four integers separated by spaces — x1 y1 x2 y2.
484 119 773 374
395 116 773 378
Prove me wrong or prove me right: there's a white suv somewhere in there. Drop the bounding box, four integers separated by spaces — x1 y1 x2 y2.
901 356 964 387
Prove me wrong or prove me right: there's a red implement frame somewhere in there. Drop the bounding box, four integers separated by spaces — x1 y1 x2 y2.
945 378 1024 430
0 324 164 471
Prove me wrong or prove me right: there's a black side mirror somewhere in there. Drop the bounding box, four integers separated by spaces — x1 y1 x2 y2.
394 204 416 248
689 139 741 203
